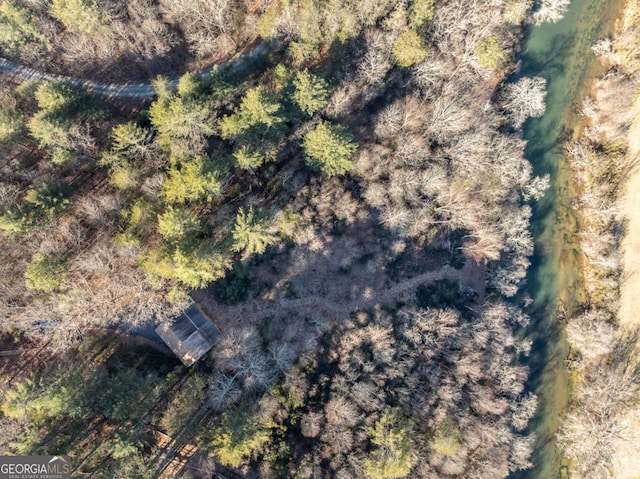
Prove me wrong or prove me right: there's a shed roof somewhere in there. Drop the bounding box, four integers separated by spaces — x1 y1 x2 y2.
156 304 221 366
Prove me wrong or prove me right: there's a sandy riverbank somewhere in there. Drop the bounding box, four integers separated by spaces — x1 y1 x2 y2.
612 87 640 479
617 0 640 334
556 0 640 476
612 2 640 476
619 104 640 331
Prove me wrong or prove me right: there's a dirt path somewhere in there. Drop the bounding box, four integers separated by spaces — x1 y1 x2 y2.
204 265 462 323
277 265 461 314
0 43 268 99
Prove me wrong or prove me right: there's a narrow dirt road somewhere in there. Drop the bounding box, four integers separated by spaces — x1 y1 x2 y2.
0 43 268 99
201 264 463 323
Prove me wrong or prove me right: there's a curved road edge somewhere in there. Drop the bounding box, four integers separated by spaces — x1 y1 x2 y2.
0 42 269 99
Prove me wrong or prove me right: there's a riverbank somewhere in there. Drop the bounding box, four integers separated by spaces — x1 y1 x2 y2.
555 0 640 477
592 0 640 330
614 1 640 476
619 105 640 332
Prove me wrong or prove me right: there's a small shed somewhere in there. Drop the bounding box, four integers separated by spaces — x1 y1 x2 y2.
156 304 221 366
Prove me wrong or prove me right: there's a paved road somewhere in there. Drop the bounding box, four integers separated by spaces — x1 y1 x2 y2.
0 43 269 99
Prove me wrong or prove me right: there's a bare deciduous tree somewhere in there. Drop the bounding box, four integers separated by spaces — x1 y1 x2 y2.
511 393 538 430
566 311 617 361
160 0 237 57
592 37 619 64
208 372 241 411
503 76 547 128
531 0 571 25
325 395 360 427
358 29 393 86
557 341 640 479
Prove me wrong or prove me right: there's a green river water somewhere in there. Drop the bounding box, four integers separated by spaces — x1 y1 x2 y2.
510 1 622 478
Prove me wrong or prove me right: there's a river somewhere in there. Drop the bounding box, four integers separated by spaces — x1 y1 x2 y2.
509 1 622 478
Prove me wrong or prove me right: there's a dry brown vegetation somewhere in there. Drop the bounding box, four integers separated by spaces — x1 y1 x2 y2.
0 0 273 81
558 1 640 476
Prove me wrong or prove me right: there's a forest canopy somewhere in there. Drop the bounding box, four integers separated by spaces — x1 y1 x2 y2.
0 0 563 477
